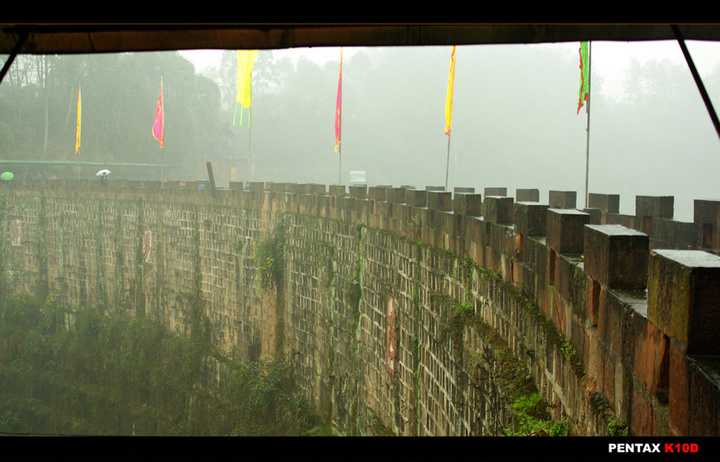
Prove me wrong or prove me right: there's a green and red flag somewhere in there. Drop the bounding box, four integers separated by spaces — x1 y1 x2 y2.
152 76 164 148
577 41 590 114
74 84 81 155
445 45 456 137
335 48 343 153
235 49 260 127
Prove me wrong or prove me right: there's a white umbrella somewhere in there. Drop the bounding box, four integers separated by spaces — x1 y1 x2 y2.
96 169 111 176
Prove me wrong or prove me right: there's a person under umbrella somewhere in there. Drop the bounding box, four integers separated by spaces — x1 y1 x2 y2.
96 169 111 186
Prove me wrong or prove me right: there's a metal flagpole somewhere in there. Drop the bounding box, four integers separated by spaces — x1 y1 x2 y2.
445 136 451 190
249 107 253 182
161 73 165 188
339 143 342 185
584 42 592 209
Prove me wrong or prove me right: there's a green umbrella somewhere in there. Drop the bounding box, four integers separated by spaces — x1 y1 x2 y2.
1 172 14 181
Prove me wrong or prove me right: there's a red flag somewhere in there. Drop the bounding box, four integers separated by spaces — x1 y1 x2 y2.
152 76 164 148
335 48 342 153
74 84 81 155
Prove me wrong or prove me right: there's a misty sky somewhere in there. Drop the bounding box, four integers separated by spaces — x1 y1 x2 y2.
182 40 720 222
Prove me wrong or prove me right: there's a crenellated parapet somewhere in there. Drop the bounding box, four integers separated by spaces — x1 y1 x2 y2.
1 179 719 436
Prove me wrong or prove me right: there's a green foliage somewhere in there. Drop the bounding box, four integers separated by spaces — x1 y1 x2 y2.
253 224 285 292
0 294 323 436
503 391 568 436
608 419 629 437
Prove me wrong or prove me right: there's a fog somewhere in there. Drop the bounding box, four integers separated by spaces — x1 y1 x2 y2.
3 41 720 222
195 42 720 222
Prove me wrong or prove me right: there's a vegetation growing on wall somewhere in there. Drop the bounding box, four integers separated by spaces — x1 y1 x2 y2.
0 294 326 436
253 219 286 293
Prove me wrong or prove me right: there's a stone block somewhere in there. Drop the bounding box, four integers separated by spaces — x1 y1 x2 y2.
427 191 452 211
516 188 540 202
555 254 581 305
686 357 720 435
546 208 590 255
636 196 674 220
648 249 720 354
329 184 346 197
588 193 620 214
453 193 482 216
584 224 649 290
305 184 326 195
514 202 548 236
483 196 514 224
248 181 265 191
453 187 475 194
630 384 655 436
425 186 445 191
349 185 367 199
669 344 689 436
651 218 702 250
484 187 507 197
583 208 602 225
694 199 720 249
368 186 388 201
605 213 637 233
549 190 577 209
407 189 427 208
229 181 244 190
694 199 720 225
387 187 407 204
317 195 330 217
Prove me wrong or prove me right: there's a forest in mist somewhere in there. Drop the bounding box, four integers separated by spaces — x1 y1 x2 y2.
2 43 720 221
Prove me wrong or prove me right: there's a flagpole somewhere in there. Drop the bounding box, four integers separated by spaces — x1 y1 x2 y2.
339 143 342 185
162 73 165 188
444 137 451 190
584 42 591 209
249 107 253 182
335 47 343 185
444 45 456 192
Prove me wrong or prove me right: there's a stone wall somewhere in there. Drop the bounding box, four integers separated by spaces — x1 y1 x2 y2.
1 179 719 436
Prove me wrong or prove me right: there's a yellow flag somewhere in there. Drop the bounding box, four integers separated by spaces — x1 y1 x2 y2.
237 50 259 107
445 46 456 137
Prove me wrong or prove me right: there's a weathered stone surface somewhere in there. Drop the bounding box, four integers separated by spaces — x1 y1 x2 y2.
3 180 720 437
483 196 514 224
584 224 649 290
583 208 602 225
636 196 674 219
648 249 720 354
453 193 482 216
248 181 265 191
651 218 702 250
406 189 427 208
387 187 407 204
516 188 540 202
694 199 720 225
349 184 367 199
427 190 452 211
454 187 475 194
484 187 507 197
514 202 548 236
546 208 590 255
589 193 620 214
368 186 387 201
328 184 346 196
549 191 577 209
